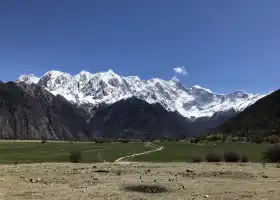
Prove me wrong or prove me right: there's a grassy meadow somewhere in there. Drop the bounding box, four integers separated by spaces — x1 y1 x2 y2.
0 140 271 164
0 140 152 164
130 141 270 162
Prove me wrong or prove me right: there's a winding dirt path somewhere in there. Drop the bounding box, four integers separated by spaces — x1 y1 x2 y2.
115 144 164 163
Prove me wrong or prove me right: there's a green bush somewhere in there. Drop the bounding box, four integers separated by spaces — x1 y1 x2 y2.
251 136 264 144
41 140 47 144
267 135 280 144
192 138 200 143
205 152 221 162
224 151 240 162
240 154 249 162
191 156 202 163
69 150 82 163
263 144 280 163
208 135 220 141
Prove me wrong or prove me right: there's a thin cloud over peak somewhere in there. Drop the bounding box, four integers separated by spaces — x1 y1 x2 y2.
174 66 187 76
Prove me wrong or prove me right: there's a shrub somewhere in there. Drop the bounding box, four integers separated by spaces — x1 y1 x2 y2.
41 140 47 144
192 138 200 143
240 154 249 162
69 150 82 163
268 135 280 144
263 144 280 163
206 152 221 162
191 156 202 163
224 151 240 162
208 135 220 141
251 136 264 144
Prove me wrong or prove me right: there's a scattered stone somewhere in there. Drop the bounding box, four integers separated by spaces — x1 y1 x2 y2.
20 175 25 178
36 178 41 182
1 179 4 181
204 194 210 198
30 178 36 183
262 175 269 178
186 169 194 173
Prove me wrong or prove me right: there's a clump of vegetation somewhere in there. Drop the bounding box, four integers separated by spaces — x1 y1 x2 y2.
190 138 200 143
207 135 220 141
191 156 202 163
240 154 249 163
124 184 168 193
206 152 221 162
41 140 47 144
267 135 280 144
224 151 240 162
251 135 264 144
263 144 280 163
69 150 82 163
221 135 227 142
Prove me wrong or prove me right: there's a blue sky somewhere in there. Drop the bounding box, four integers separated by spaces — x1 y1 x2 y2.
0 0 279 94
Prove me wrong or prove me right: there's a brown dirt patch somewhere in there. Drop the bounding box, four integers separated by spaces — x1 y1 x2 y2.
0 162 280 199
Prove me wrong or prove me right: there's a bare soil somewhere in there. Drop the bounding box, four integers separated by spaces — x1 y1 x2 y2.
0 162 280 200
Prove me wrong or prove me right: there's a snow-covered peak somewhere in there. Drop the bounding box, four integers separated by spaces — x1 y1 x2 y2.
170 76 180 83
42 70 72 79
17 70 267 118
17 74 40 84
192 85 213 93
37 70 72 90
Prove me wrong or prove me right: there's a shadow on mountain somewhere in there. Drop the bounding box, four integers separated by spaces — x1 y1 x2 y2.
213 89 280 137
0 82 89 140
88 97 192 140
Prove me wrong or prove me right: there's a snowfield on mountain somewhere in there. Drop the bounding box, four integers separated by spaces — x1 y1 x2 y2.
17 70 266 118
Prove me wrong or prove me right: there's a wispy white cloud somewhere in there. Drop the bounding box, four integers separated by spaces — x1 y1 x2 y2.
173 66 187 76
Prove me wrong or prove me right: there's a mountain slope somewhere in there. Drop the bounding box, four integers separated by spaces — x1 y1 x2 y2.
16 70 266 118
88 97 192 140
0 82 89 140
213 89 280 136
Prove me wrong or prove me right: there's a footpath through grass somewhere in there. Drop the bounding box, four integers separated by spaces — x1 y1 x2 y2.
130 141 270 162
0 141 151 164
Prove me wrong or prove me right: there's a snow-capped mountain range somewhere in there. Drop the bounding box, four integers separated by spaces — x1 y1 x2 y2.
17 70 266 118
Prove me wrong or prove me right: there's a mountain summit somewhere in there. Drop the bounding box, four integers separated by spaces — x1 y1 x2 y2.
17 70 266 118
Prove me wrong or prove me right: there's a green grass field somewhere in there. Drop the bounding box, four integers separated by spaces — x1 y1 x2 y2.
0 140 271 164
131 141 270 162
0 141 152 164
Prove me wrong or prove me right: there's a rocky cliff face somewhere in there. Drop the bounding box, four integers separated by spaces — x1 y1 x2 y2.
0 82 89 140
